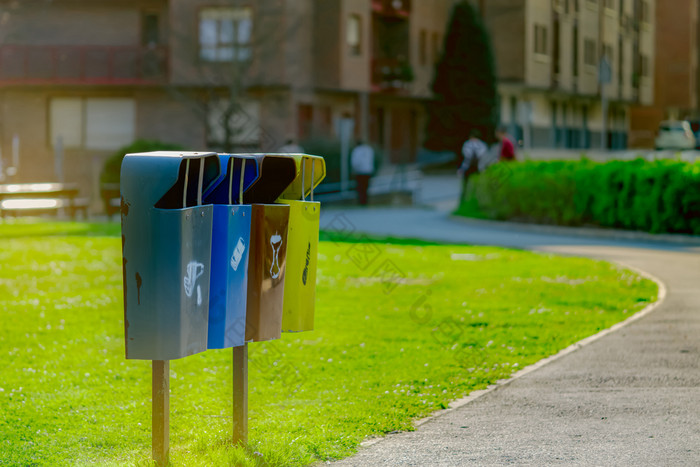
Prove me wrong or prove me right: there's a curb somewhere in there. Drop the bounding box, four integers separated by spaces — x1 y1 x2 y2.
449 214 700 247
358 261 667 448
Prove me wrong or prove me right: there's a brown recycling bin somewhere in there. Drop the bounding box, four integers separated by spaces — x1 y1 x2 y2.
243 154 296 342
245 204 290 341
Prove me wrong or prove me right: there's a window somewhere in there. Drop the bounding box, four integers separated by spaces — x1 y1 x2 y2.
142 13 160 46
572 24 579 76
50 98 135 150
347 14 362 56
534 24 548 55
584 38 597 66
419 29 427 65
50 99 83 148
603 43 613 61
640 54 649 77
199 7 252 62
618 38 624 86
432 33 441 63
553 17 560 73
640 0 649 23
297 104 313 140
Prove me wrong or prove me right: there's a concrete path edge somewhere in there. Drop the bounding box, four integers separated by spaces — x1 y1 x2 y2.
357 260 668 448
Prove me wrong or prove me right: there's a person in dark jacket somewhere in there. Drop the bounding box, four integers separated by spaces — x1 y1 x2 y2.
458 129 488 203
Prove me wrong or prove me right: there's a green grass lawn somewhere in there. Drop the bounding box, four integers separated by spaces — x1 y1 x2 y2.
0 220 657 466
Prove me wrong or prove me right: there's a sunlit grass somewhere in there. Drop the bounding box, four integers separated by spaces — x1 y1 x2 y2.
0 221 657 466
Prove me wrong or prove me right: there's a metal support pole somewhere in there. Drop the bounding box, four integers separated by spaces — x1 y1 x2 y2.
152 360 170 466
233 343 248 445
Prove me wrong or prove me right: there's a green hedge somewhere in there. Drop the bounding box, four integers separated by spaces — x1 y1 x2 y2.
458 159 700 235
100 139 185 185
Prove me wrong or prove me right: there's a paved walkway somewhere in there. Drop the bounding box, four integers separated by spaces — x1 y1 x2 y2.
322 182 700 466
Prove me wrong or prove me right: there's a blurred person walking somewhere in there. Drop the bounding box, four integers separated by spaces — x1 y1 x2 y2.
351 140 375 206
496 126 515 161
458 129 488 202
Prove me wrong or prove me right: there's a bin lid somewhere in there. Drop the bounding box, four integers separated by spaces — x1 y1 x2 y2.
203 154 259 204
275 154 326 201
121 151 220 208
241 154 297 204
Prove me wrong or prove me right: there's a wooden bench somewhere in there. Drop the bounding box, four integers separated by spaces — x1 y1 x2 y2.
0 183 89 220
100 183 121 220
0 197 89 219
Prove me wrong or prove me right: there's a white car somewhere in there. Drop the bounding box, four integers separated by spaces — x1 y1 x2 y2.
655 121 696 150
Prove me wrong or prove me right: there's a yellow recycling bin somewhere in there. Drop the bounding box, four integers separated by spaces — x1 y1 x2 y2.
276 154 326 332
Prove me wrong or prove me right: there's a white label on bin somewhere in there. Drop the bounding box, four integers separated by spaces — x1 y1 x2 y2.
184 261 205 301
230 237 246 271
270 232 283 279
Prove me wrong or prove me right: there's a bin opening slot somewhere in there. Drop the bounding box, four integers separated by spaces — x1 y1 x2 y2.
155 155 220 208
203 156 259 205
243 155 296 204
278 155 326 201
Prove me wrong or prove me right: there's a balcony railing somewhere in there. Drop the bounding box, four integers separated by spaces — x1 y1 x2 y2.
371 58 413 93
0 45 168 85
371 0 411 18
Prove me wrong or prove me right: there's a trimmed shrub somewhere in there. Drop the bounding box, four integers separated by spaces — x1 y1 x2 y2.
100 140 185 185
460 159 700 235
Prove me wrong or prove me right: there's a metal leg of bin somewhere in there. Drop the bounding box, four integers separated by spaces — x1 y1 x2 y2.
152 360 170 466
233 343 248 445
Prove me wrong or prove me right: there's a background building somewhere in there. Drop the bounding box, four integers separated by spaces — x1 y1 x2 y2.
0 0 455 201
629 0 697 148
0 0 664 205
483 0 655 150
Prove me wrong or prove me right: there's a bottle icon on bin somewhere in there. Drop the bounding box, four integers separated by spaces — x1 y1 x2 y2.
270 233 283 279
230 237 246 271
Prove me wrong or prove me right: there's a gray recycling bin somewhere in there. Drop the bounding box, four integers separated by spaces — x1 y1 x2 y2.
121 151 220 360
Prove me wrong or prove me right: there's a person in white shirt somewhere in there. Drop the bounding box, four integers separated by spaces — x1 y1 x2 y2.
458 129 488 202
350 140 375 206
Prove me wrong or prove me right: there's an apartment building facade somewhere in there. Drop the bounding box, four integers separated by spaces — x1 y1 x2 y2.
482 0 655 150
629 0 697 148
0 0 455 198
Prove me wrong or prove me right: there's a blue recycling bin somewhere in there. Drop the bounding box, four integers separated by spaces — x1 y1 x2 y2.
121 151 220 360
204 155 259 349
